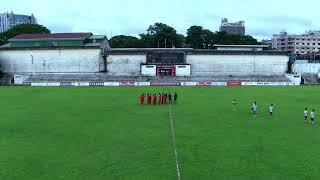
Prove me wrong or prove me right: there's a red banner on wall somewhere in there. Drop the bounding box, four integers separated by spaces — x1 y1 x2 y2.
227 82 242 86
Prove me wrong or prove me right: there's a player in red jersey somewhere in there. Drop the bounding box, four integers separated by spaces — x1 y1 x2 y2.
140 93 145 105
158 93 162 105
153 94 157 105
147 93 152 105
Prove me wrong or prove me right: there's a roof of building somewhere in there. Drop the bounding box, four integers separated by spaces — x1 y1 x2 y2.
107 48 287 56
88 35 107 40
9 33 92 41
211 45 269 48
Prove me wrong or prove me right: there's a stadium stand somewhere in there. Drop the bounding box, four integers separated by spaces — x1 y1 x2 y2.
301 73 320 85
23 74 292 84
0 74 13 85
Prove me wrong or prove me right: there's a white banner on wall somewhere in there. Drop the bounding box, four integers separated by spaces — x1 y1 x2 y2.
181 82 197 86
79 82 90 87
135 82 151 86
47 82 60 86
31 83 48 87
104 82 120 87
241 82 257 86
212 82 227 86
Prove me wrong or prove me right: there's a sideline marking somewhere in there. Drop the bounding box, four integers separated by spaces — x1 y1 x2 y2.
168 104 182 180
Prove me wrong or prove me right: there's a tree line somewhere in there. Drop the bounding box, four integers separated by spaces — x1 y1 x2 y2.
110 23 260 49
0 23 259 49
0 24 50 46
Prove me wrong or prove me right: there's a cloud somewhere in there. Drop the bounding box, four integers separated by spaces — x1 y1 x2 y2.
1 0 320 39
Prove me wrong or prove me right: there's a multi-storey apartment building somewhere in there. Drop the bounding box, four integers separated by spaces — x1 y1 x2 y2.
0 11 37 33
273 31 320 55
219 18 245 36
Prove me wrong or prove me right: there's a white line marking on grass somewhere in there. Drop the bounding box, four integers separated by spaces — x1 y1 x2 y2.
168 104 182 180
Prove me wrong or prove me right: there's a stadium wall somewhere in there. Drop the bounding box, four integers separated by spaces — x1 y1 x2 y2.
0 49 103 73
293 63 320 74
106 55 146 75
186 55 288 75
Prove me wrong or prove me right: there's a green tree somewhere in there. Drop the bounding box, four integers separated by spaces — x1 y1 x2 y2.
0 24 50 46
140 23 185 48
186 26 205 49
109 35 140 48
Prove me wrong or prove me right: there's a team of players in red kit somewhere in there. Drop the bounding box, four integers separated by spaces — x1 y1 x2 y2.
140 93 178 105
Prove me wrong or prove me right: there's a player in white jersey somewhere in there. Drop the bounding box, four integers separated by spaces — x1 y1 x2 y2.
232 99 238 111
269 104 274 119
252 101 257 117
304 108 308 123
310 109 315 124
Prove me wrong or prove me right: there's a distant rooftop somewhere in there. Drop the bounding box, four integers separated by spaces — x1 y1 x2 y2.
10 33 92 41
2 33 108 49
211 45 268 48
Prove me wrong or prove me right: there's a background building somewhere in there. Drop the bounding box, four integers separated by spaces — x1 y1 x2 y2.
0 33 110 73
272 31 320 55
0 11 37 33
219 18 245 36
0 33 288 78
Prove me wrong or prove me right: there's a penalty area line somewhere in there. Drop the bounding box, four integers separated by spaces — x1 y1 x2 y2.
168 104 182 180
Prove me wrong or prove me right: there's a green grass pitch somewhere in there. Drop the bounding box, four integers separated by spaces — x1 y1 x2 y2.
0 86 320 180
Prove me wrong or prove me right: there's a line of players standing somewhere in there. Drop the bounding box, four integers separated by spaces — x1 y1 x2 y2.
140 93 178 105
233 99 316 124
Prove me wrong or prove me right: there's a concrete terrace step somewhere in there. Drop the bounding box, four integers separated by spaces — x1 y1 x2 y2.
0 74 13 85
24 74 292 84
302 74 320 85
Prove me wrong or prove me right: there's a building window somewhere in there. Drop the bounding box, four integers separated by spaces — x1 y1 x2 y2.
51 41 58 46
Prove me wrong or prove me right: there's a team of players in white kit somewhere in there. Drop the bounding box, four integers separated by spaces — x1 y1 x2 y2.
232 99 316 124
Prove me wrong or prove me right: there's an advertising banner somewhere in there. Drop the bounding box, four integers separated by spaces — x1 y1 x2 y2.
134 82 151 86
104 82 120 87
46 83 60 87
196 81 212 86
212 82 227 86
59 82 73 86
120 82 135 86
181 82 197 86
227 82 241 86
241 82 258 86
78 82 90 87
31 83 48 87
89 82 104 86
151 82 180 86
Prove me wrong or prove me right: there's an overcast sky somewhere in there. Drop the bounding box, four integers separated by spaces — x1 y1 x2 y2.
1 0 319 40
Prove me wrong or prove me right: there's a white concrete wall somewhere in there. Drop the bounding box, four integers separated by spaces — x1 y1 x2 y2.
141 65 156 76
107 55 146 75
186 54 288 75
176 65 191 76
286 74 301 85
293 63 320 74
0 49 102 73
